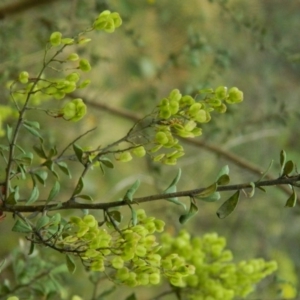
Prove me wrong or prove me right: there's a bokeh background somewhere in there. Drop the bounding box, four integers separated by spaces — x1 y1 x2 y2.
1 0 300 299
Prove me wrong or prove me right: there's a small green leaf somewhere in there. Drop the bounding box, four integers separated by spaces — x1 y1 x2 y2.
12 219 32 233
179 201 198 224
46 181 60 204
163 169 185 209
6 125 13 142
66 254 76 274
28 241 35 255
76 194 93 201
257 160 273 182
164 169 181 193
0 259 6 273
247 182 256 198
50 213 61 225
129 206 137 226
26 186 40 205
195 183 217 198
124 294 137 300
15 152 33 165
34 170 48 186
217 165 229 178
23 120 40 130
99 157 114 168
23 124 43 140
6 186 20 205
97 285 117 299
257 186 266 192
33 144 47 159
108 211 122 224
217 174 230 185
216 190 240 219
280 150 286 168
56 161 71 177
124 180 140 202
36 215 50 230
198 192 220 202
48 146 58 158
283 160 294 176
285 188 297 208
73 177 84 196
73 143 83 162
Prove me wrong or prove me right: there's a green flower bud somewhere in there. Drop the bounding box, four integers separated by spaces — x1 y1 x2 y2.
116 267 130 280
66 72 80 82
19 71 29 84
90 259 105 271
111 256 124 269
169 89 182 102
132 146 146 157
83 215 96 227
79 59 91 72
214 103 227 113
137 273 149 285
159 107 171 119
62 98 87 122
49 31 62 47
189 103 202 116
118 151 132 162
215 86 227 99
180 95 195 106
111 12 122 28
155 131 169 145
61 38 74 45
67 53 79 61
227 87 243 104
149 272 160 285
78 37 92 45
78 79 91 89
169 100 179 115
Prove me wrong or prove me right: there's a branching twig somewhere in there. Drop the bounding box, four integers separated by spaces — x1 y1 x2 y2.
1 175 300 213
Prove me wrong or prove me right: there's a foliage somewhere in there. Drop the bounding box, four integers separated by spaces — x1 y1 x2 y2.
1 1 300 299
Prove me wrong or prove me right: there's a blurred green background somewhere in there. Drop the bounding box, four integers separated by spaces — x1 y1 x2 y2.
1 0 300 299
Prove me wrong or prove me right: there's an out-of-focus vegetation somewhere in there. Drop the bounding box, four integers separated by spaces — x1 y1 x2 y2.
1 0 300 299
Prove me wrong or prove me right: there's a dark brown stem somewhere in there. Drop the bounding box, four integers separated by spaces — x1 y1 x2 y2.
1 175 299 213
0 0 61 19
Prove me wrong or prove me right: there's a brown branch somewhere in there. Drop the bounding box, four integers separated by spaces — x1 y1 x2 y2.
0 0 61 19
2 175 299 213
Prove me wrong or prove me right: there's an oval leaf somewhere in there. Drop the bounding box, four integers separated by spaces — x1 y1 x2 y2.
46 181 60 204
216 190 240 219
73 177 84 196
217 174 230 186
66 254 76 274
195 183 217 198
36 215 50 230
23 124 43 139
12 219 32 233
179 202 198 224
56 161 71 177
283 160 294 176
76 194 94 201
285 188 297 208
26 186 40 205
73 143 83 162
99 157 114 168
124 180 140 202
198 192 221 202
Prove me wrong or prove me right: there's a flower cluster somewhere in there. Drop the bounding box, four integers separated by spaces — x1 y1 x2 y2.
150 86 243 165
159 230 277 299
59 210 194 287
